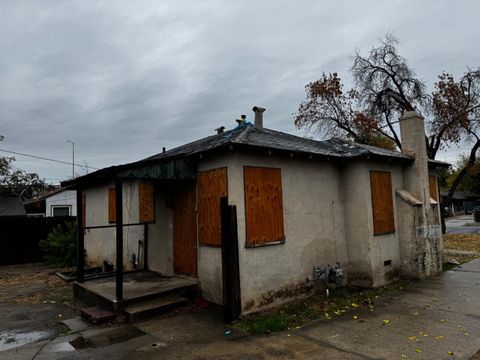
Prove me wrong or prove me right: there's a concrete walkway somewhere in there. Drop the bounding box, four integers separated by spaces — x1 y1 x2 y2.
446 215 480 234
4 260 480 359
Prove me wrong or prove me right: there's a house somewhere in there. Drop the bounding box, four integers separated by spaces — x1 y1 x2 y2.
24 186 77 217
0 196 27 218
65 108 448 316
440 191 480 215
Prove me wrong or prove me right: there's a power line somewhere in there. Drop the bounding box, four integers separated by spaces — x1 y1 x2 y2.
0 148 99 170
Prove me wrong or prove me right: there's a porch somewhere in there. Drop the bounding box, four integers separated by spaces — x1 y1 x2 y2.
73 271 199 320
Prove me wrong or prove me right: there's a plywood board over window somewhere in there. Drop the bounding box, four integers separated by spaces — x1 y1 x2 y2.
244 166 285 246
370 171 395 235
197 167 228 246
108 188 116 223
139 180 155 223
429 175 438 201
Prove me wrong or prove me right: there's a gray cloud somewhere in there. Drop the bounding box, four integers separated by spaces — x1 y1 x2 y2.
0 0 479 182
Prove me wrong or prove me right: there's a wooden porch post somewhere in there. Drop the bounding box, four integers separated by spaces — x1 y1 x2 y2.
115 178 123 300
76 188 84 282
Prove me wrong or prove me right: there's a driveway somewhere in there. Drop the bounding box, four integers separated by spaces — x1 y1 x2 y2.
3 260 480 359
446 215 480 234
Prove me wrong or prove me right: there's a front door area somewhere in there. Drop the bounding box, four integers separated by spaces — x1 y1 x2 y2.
173 183 198 275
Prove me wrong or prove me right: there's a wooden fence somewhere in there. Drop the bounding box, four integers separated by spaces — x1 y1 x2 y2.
0 216 75 266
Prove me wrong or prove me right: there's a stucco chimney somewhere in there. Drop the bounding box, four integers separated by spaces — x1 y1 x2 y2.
399 111 430 204
397 110 443 278
252 106 266 129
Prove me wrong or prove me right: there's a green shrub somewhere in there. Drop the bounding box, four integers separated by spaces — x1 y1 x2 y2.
40 221 76 267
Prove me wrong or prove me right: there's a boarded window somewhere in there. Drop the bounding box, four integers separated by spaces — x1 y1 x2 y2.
108 188 116 223
370 171 395 235
139 181 155 223
244 166 285 246
429 175 438 201
197 168 228 246
82 192 86 227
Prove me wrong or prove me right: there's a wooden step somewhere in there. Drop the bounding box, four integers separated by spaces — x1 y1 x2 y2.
124 295 188 322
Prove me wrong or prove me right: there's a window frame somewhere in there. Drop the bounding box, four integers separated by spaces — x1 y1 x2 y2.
51 205 71 217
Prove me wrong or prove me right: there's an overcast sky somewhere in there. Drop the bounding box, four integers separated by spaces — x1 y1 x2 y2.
1 1 479 183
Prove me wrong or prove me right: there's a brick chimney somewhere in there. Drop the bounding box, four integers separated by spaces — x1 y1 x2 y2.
252 106 266 129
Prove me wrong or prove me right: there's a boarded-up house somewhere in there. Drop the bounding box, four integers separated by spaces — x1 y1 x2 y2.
66 108 447 316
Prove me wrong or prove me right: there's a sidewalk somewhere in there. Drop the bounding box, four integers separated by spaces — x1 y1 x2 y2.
3 260 480 359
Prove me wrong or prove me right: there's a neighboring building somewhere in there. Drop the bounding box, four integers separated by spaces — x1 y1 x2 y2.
66 108 448 315
0 196 27 218
24 187 77 217
440 191 480 215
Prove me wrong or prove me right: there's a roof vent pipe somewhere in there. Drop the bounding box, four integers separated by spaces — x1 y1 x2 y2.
215 126 225 134
236 114 247 126
252 106 266 129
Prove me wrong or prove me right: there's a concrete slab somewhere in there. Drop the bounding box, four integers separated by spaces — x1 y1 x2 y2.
61 317 90 332
75 272 198 303
297 265 480 359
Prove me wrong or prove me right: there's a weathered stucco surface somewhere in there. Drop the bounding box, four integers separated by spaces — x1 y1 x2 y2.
83 180 144 270
225 152 348 313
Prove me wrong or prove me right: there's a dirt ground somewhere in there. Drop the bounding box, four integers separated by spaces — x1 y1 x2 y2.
0 263 76 352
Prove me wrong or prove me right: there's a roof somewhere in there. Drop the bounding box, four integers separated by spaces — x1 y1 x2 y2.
440 191 480 200
66 122 448 186
144 123 408 161
0 196 27 217
23 186 74 205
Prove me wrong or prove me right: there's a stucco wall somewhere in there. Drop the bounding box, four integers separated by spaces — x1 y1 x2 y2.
223 153 348 314
83 180 144 270
342 160 404 287
46 190 77 217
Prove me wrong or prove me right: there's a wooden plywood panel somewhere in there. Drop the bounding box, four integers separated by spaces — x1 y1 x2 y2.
108 188 116 223
244 167 285 246
139 180 155 223
197 168 228 246
429 175 438 201
370 171 395 235
82 193 86 228
173 183 197 275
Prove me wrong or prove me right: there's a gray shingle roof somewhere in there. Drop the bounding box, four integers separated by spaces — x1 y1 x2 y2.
0 197 27 217
145 122 408 161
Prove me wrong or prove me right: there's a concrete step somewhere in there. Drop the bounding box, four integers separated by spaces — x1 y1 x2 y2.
124 295 188 322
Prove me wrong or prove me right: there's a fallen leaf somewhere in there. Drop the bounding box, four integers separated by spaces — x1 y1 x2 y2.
353 315 358 319
408 336 417 341
464 332 470 336
415 348 422 353
351 303 359 307
434 335 444 341
382 319 390 325
401 355 407 359
447 351 454 356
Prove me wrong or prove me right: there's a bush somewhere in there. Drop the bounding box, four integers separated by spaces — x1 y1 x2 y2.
40 221 76 267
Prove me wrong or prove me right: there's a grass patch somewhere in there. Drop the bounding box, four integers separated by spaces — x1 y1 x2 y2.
236 281 409 335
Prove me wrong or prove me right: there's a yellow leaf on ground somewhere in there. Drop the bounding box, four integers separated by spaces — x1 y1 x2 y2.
415 348 422 353
382 319 390 325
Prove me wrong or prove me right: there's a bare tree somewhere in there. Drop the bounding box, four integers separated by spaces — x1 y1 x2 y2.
294 35 480 229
